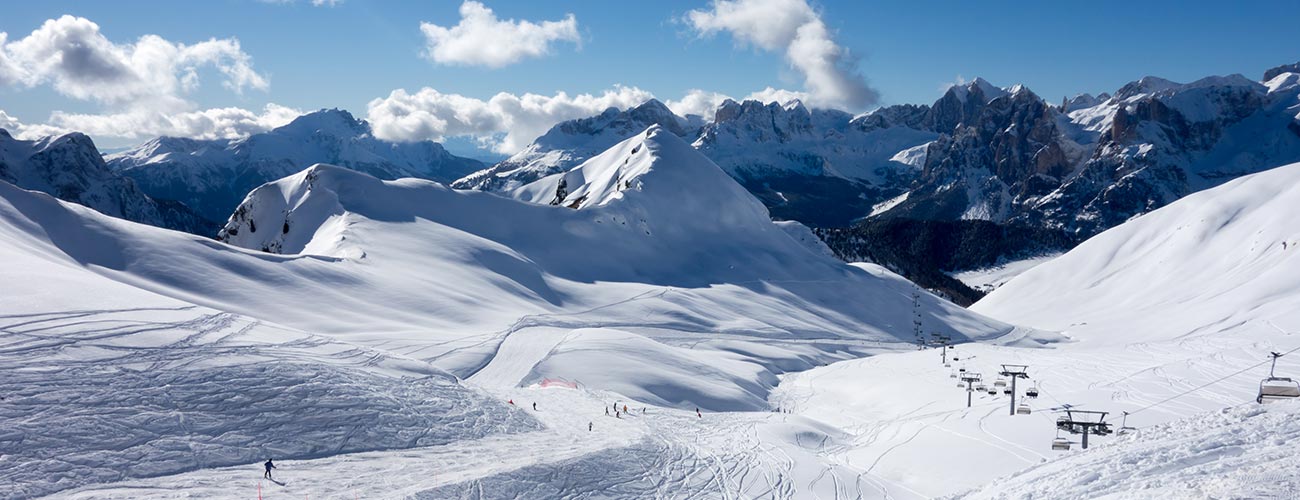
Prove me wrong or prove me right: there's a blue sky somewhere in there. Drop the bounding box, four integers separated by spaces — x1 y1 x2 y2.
1 0 1296 153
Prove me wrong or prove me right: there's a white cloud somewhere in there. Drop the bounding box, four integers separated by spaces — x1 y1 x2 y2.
311 0 343 6
368 86 654 153
46 104 302 141
420 1 579 68
1 15 267 111
0 109 21 131
666 87 808 118
0 16 287 143
666 89 731 118
685 0 877 111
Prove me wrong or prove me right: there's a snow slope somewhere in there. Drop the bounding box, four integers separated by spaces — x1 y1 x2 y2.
957 401 1300 499
761 161 1300 498
212 125 1015 410
0 181 537 499
974 160 1300 344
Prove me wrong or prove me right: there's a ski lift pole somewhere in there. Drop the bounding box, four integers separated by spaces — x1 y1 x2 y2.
1000 364 1029 416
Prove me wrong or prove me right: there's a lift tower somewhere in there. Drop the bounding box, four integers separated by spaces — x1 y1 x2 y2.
999 364 1029 416
960 372 983 408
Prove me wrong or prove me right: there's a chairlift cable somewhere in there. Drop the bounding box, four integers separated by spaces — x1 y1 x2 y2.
1128 344 1300 416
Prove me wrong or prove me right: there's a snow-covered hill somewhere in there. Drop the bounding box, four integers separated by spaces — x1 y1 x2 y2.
106 109 484 223
212 126 1016 409
0 180 538 499
974 160 1300 343
0 129 213 234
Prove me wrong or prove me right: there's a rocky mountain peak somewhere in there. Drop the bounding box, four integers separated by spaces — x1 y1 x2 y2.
1265 62 1300 82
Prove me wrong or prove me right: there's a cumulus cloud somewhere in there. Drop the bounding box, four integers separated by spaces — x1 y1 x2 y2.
665 87 808 118
1 15 267 111
368 86 654 153
420 1 579 68
685 0 876 111
0 15 290 143
49 104 303 141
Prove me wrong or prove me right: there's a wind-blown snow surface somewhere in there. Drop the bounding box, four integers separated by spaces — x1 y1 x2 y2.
0 182 538 499
957 401 1300 499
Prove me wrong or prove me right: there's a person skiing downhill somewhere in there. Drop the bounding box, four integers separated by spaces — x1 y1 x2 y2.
263 459 276 480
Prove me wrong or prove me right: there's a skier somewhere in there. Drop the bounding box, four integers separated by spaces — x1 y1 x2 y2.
532 402 537 411
589 422 593 431
605 407 610 416
623 404 628 413
696 408 701 418
263 459 276 480
508 399 514 405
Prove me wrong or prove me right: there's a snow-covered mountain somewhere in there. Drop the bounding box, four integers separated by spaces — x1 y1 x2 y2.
874 68 1300 236
97 125 1014 411
0 128 213 234
451 99 700 193
107 109 484 223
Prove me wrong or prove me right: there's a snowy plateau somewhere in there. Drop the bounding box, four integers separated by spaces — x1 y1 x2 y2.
5 70 1300 498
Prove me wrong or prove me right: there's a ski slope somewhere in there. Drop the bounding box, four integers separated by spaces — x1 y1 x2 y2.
762 162 1300 498
9 128 1300 499
0 124 1022 498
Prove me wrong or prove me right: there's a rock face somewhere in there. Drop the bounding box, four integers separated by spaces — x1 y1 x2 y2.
0 129 214 234
107 109 484 223
874 71 1300 236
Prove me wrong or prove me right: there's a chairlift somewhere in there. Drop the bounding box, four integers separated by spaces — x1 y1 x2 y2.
1026 385 1039 398
950 370 958 379
1016 403 1031 415
993 378 1007 388
957 381 966 388
1117 411 1136 435
975 383 987 391
986 386 997 395
1257 352 1300 404
1051 437 1071 451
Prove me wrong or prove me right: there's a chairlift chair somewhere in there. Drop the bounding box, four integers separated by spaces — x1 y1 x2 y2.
1051 437 1071 451
993 378 1007 388
1016 403 1031 415
1258 352 1300 404
957 381 966 388
986 386 997 395
1026 385 1039 398
950 370 958 379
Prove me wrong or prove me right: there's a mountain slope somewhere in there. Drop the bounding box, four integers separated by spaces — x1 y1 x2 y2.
451 99 699 193
973 160 1300 343
0 179 538 498
210 125 1015 409
0 129 214 234
107 109 484 222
